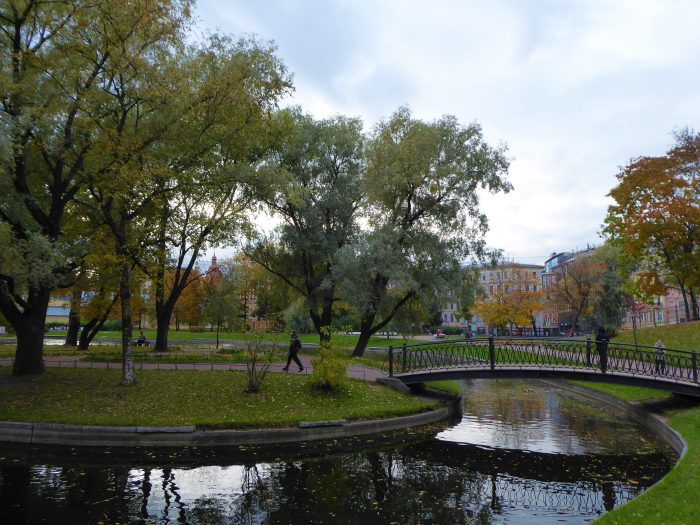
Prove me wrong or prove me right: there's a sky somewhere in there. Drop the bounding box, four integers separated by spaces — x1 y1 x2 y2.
195 0 700 265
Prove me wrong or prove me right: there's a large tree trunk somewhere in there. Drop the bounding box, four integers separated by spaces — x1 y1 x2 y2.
119 262 136 385
13 313 47 376
308 292 334 343
352 288 415 357
154 308 172 352
78 318 99 350
77 296 118 350
6 287 50 376
352 315 376 357
679 281 692 322
691 289 699 321
64 289 82 346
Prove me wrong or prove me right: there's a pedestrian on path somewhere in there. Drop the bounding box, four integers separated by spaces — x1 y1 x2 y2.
595 326 609 374
282 331 304 372
654 339 666 374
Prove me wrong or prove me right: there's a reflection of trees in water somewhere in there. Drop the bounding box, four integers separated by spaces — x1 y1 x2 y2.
216 447 646 524
0 439 668 524
0 464 137 523
460 380 668 455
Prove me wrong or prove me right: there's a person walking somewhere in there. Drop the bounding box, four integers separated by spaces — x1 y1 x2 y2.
282 331 304 372
595 326 609 374
654 339 666 374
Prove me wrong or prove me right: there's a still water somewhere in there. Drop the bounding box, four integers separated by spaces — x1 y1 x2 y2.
0 380 674 524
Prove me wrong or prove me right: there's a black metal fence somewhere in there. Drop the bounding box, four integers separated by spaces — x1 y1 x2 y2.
386 337 700 386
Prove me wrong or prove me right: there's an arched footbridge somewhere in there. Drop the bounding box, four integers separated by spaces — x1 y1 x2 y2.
384 337 700 397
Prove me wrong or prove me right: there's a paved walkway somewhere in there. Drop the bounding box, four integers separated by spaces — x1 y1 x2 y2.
0 354 386 382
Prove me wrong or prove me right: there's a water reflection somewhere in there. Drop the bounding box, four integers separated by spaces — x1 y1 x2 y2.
439 380 666 455
0 380 674 524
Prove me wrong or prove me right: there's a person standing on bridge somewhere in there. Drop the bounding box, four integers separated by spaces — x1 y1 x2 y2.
282 331 304 372
654 339 666 374
595 326 609 374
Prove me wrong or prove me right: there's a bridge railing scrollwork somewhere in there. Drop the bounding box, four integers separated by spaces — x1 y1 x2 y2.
385 337 699 387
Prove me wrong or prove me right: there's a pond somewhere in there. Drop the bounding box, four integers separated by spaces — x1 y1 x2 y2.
0 380 675 524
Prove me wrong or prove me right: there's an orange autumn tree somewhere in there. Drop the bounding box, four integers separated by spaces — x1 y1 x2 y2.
476 266 543 334
164 268 205 330
548 256 605 335
605 129 700 321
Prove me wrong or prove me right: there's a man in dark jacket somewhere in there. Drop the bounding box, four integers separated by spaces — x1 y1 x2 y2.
282 331 304 372
595 326 609 374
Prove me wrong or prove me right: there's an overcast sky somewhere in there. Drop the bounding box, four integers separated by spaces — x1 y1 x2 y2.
196 0 700 265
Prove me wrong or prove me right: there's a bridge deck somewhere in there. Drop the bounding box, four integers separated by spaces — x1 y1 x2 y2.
386 337 700 398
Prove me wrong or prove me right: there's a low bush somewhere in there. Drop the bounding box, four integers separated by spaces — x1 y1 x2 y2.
428 325 464 336
309 341 349 392
188 326 206 333
101 320 121 331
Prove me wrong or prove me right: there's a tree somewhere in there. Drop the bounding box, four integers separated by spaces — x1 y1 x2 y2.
584 243 626 329
202 260 239 348
0 0 196 377
146 36 290 352
0 0 108 375
169 268 205 330
64 229 122 349
247 109 365 342
340 107 511 356
605 129 700 322
475 265 543 334
548 256 605 335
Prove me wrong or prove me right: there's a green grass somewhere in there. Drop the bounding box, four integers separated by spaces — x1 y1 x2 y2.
41 329 425 350
571 381 672 402
595 408 700 525
614 321 700 351
425 380 462 395
574 382 700 524
0 368 436 428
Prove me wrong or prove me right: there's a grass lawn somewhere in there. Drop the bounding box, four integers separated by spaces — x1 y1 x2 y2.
425 380 462 395
39 329 425 351
571 382 673 402
586 384 700 524
0 368 436 429
614 321 700 351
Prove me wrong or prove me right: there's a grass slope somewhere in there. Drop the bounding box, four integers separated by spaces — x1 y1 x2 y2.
614 321 700 351
587 323 700 523
0 368 436 429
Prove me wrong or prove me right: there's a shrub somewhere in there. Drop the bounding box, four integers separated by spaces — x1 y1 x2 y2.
244 330 280 394
603 325 618 338
189 326 206 333
428 325 464 336
309 340 349 393
101 320 121 331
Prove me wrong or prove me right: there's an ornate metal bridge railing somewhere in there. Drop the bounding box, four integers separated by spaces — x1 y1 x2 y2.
385 337 700 386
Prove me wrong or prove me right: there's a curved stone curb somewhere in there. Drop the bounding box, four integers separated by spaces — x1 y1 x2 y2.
0 395 460 448
542 380 687 459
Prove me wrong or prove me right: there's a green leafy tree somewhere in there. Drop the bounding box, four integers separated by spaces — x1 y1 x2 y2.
0 0 192 376
340 107 511 356
147 36 290 352
584 243 626 329
247 109 365 342
202 262 239 348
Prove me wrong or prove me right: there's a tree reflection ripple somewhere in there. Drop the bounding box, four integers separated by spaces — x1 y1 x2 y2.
0 380 674 524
